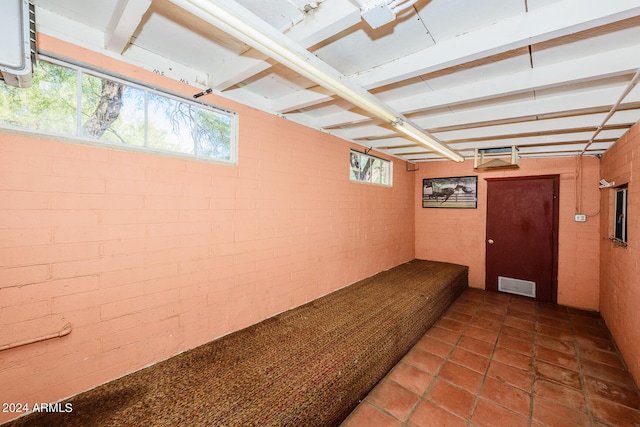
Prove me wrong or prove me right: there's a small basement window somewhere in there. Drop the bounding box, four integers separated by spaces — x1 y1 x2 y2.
0 57 238 164
613 185 628 245
349 150 392 186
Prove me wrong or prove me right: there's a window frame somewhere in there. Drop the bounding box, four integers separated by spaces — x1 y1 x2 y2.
0 55 239 165
613 185 628 245
349 149 393 187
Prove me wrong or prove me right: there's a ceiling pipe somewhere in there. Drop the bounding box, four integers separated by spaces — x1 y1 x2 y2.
581 68 640 155
168 0 463 162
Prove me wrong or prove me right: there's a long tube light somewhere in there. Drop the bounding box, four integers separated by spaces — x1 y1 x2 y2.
169 0 464 162
393 119 464 161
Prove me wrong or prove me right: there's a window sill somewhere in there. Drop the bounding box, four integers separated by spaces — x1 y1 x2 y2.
609 237 628 248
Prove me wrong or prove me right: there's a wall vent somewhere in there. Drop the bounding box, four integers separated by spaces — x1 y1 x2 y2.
498 276 536 298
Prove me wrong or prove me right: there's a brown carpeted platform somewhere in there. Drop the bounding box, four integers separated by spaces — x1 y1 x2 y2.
6 259 468 427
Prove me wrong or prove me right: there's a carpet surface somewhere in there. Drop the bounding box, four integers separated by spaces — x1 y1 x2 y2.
6 259 468 427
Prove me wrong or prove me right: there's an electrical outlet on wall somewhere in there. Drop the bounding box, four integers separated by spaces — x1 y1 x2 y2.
574 214 587 222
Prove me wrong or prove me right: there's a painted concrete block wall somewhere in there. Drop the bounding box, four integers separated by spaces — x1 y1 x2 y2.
0 37 415 423
599 122 640 385
414 156 601 311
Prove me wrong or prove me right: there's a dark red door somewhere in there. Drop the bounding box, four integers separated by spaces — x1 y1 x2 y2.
485 176 559 302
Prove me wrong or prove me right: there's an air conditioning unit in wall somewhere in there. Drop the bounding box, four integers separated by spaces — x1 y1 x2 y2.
0 0 37 88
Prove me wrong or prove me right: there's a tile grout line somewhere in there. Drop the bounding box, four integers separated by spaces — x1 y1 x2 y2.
360 292 487 426
401 292 489 426
570 310 597 426
400 295 480 426
343 292 640 427
465 292 509 426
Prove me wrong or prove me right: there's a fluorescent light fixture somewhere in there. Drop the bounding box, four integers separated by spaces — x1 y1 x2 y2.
393 120 464 161
169 0 463 162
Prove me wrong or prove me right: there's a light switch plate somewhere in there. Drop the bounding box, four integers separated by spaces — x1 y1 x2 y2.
574 214 587 222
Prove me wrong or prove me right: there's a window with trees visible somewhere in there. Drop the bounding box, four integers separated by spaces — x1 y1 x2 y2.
349 150 392 186
0 58 237 163
613 185 628 245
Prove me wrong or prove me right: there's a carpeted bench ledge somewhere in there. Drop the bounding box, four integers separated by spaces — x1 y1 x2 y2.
7 259 468 427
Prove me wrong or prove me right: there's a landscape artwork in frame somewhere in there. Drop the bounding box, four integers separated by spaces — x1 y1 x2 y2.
422 176 478 208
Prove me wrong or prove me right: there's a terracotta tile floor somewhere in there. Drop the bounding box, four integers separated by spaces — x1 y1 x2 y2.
341 288 640 427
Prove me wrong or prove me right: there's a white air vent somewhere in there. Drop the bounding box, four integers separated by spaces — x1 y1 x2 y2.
498 276 536 298
0 0 36 88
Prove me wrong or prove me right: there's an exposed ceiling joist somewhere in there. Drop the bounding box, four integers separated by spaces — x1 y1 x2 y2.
382 45 640 116
350 0 640 89
210 0 361 91
105 0 152 53
29 0 640 161
167 0 464 161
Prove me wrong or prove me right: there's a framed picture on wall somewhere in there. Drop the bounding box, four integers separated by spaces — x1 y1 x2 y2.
422 176 478 208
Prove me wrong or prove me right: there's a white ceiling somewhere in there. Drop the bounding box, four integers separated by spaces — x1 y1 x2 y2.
32 0 640 162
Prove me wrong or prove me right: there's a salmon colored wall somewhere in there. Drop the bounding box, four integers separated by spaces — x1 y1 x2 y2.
599 122 640 386
0 37 415 423
414 156 601 310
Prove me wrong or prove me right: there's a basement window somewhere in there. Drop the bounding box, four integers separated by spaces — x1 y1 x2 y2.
349 150 392 186
0 57 238 164
613 185 628 246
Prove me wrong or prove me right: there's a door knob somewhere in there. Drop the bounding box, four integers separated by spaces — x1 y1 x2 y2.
487 239 494 244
